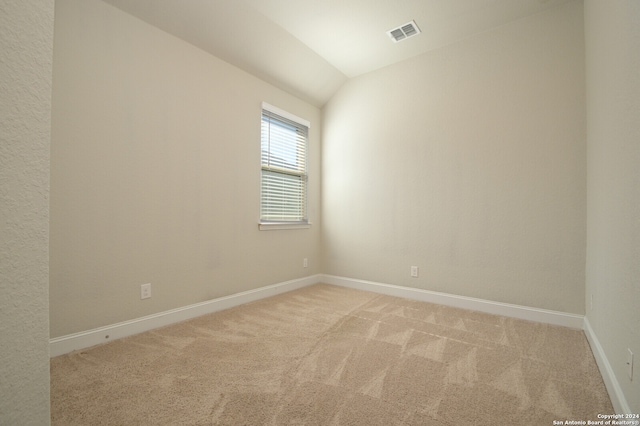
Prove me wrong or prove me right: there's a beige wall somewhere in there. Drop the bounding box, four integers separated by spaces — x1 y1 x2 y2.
50 0 321 337
585 0 640 412
41 0 640 413
0 0 53 424
322 1 586 314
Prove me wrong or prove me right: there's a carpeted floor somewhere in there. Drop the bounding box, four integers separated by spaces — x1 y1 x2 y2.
50 284 613 425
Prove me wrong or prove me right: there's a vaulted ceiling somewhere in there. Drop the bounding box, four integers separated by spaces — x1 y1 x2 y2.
101 0 574 107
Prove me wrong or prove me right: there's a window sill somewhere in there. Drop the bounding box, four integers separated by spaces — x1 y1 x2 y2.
259 222 311 231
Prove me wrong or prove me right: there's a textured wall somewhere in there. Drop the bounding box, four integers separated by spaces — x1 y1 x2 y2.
0 0 53 424
585 0 640 412
322 1 586 314
50 0 321 337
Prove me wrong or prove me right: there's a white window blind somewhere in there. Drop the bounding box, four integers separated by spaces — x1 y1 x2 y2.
260 103 309 223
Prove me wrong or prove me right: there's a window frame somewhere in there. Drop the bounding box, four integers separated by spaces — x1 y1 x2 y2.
259 102 311 231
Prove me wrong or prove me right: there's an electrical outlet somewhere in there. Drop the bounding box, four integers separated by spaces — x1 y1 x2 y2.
303 258 308 268
410 266 419 278
141 283 151 300
627 349 634 381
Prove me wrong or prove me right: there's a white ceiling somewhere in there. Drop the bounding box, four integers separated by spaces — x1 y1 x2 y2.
101 0 574 107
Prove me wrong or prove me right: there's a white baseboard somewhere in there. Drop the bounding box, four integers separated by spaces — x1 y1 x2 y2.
50 274 585 356
583 317 631 414
51 273 629 412
321 274 585 329
327 275 633 412
50 275 320 357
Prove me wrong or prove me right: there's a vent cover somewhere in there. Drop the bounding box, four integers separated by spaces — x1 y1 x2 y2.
387 20 421 43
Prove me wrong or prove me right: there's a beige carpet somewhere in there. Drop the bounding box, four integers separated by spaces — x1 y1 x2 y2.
51 284 613 425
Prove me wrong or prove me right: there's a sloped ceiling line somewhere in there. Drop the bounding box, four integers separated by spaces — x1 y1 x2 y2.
100 0 574 107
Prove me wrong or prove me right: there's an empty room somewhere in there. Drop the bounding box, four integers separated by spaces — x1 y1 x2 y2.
1 0 638 424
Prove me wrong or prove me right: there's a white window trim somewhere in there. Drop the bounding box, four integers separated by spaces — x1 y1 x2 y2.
261 102 311 129
259 103 311 230
258 222 312 231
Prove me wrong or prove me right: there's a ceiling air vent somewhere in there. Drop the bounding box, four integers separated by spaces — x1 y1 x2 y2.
387 20 421 43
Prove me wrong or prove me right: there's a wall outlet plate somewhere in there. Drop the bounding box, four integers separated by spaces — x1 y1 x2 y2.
141 283 151 300
628 349 634 380
410 266 419 278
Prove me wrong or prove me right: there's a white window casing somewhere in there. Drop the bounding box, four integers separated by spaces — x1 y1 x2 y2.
259 102 310 230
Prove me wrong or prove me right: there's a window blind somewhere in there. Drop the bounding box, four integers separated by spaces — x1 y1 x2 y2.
260 104 309 223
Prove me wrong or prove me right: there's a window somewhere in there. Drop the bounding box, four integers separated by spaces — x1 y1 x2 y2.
260 103 310 229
